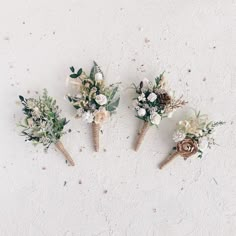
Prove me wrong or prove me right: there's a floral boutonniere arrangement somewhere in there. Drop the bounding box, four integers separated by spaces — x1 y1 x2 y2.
67 61 120 152
18 89 75 166
159 110 225 169
133 73 187 151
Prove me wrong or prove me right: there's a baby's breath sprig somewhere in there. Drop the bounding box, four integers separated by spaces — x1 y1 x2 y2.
18 89 75 166
66 61 120 152
132 73 187 151
159 110 225 169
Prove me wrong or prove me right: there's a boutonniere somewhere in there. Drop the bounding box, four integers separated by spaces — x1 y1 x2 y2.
132 73 187 151
67 61 120 152
159 110 225 169
18 89 75 166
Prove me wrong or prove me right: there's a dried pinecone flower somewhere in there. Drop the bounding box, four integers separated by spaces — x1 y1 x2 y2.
177 138 198 159
157 91 171 105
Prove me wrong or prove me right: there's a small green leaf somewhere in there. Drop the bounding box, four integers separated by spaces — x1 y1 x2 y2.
70 74 78 78
106 97 120 112
108 86 118 101
19 95 25 102
77 68 82 76
70 66 75 73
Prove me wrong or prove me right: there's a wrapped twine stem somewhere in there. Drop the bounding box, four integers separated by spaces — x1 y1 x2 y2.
55 140 75 166
159 151 179 169
134 121 150 151
92 122 100 152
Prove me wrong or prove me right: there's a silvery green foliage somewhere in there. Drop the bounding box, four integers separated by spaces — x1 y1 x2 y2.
18 89 68 149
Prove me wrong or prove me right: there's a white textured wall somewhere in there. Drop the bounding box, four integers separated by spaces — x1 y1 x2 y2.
1 0 236 235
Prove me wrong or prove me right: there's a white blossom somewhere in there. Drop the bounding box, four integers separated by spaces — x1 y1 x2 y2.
137 108 146 117
173 130 186 142
198 137 209 150
95 94 108 105
138 93 146 102
147 93 157 102
82 111 94 123
150 112 161 125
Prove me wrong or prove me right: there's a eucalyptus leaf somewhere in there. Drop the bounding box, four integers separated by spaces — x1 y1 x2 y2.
19 95 25 102
70 74 78 78
77 68 82 76
106 97 120 112
108 86 118 102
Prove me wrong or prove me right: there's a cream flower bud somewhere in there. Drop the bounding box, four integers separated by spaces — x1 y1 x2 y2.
95 72 103 81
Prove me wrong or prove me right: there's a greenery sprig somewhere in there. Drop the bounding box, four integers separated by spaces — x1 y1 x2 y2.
18 89 68 150
67 61 120 124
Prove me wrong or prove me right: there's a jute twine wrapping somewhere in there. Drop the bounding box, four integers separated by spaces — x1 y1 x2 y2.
134 121 150 151
55 140 75 166
92 122 100 152
159 151 179 169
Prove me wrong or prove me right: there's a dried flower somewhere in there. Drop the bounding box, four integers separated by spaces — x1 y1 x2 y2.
133 72 186 126
95 72 103 81
18 89 68 149
177 138 198 159
82 111 94 123
173 130 186 142
95 94 108 106
147 92 157 102
137 108 146 117
94 107 110 124
150 112 161 125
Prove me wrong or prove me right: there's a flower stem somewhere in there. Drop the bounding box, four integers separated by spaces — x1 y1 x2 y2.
134 121 150 151
159 151 179 169
55 140 75 166
92 122 100 152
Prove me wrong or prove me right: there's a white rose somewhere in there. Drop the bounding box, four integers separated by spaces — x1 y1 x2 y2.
198 137 208 150
150 112 161 125
95 94 107 105
95 72 103 81
82 111 94 123
173 130 186 142
147 93 157 102
137 108 146 117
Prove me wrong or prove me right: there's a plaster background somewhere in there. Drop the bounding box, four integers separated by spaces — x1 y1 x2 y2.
0 0 236 235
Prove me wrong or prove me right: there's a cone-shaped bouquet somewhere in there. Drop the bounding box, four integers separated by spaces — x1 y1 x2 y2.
18 89 75 166
67 61 120 152
159 110 225 169
132 73 187 151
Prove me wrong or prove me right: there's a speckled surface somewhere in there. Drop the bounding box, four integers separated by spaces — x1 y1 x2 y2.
1 0 236 235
